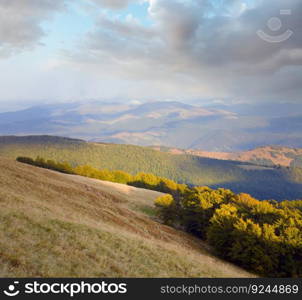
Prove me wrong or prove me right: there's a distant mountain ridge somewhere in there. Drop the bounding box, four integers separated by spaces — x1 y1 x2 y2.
151 145 302 168
1 101 302 151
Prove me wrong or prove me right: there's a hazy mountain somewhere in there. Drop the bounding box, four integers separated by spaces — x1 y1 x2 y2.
0 101 302 151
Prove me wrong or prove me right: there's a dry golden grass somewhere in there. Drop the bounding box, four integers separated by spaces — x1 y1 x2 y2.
0 157 255 278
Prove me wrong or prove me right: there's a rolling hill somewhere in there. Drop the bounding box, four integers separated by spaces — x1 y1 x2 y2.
0 157 254 277
0 136 302 201
152 145 302 168
1 101 302 151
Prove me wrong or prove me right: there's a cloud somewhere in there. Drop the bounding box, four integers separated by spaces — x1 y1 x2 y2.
66 0 302 102
1 0 301 105
90 0 137 10
0 0 67 57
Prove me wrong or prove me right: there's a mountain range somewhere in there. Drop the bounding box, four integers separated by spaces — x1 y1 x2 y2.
1 101 302 151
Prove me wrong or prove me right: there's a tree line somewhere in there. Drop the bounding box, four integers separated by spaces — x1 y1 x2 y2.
155 189 302 277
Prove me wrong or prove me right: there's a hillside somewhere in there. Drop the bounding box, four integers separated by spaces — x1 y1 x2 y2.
152 145 302 168
0 157 253 277
1 136 302 201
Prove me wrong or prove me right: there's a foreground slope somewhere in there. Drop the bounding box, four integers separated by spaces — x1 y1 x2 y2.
0 157 253 277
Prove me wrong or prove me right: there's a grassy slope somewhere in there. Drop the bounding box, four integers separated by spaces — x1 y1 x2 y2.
0 136 302 200
153 145 302 167
0 157 254 278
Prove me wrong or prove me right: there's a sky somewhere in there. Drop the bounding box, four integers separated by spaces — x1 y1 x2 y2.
0 0 301 111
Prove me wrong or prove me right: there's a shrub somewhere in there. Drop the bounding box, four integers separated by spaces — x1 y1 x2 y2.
17 156 74 174
155 194 174 207
154 194 176 225
17 156 35 165
112 170 133 184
